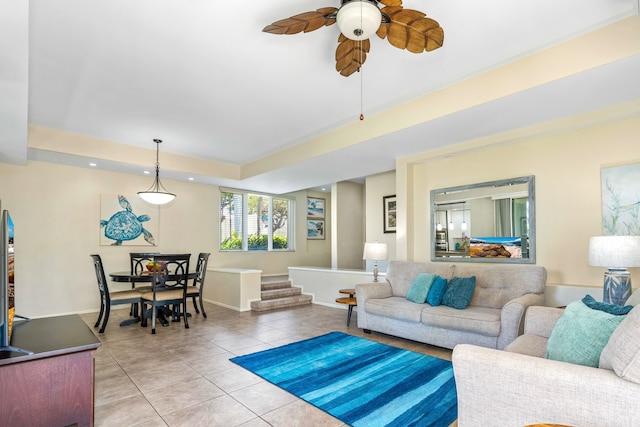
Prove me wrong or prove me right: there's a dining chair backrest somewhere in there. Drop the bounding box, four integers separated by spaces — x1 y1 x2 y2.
152 254 191 291
90 254 110 298
194 252 211 288
130 252 160 275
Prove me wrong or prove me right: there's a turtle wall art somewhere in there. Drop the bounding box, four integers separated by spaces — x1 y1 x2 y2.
100 194 159 246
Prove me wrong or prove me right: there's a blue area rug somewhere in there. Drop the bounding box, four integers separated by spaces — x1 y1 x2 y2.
230 331 457 427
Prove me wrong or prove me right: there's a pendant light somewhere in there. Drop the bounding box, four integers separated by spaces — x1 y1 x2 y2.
138 139 176 205
461 204 468 231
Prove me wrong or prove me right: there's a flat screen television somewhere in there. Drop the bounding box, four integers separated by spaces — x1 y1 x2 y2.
0 208 31 355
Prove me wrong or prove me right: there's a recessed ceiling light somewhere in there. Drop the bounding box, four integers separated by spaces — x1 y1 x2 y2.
188 177 194 181
143 170 151 175
89 162 97 167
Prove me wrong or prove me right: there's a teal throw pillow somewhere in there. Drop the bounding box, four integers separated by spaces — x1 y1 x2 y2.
546 300 627 367
406 273 436 303
582 294 633 315
426 276 448 306
442 276 476 309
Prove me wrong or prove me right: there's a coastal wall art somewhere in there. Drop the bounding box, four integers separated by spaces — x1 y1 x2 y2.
100 194 159 246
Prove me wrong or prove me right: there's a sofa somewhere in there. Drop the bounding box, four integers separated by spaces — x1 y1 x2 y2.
355 260 547 350
452 297 640 427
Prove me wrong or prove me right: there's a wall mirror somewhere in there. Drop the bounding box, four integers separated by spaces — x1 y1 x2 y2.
430 175 536 264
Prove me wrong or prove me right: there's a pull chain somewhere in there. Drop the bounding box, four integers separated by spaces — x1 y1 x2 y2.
359 1 364 121
359 39 364 121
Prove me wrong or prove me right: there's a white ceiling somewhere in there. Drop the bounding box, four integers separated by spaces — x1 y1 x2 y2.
2 0 640 194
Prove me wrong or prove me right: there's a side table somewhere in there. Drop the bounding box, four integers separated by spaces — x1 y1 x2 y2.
336 288 357 326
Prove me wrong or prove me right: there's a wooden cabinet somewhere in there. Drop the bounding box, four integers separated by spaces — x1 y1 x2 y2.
0 315 101 426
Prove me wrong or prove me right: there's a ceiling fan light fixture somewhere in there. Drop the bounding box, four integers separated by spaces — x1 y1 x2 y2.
336 0 382 41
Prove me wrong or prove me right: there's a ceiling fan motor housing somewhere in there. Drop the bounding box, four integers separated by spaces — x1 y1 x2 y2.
336 0 382 41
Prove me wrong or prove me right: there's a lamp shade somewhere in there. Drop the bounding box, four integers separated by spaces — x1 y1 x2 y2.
336 0 382 41
588 236 640 268
363 242 388 261
138 191 176 205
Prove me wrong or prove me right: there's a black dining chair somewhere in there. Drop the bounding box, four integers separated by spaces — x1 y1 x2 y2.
90 254 143 333
186 252 210 318
140 253 191 334
127 252 158 316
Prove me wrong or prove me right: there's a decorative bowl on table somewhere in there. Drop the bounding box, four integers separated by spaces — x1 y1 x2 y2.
146 262 167 272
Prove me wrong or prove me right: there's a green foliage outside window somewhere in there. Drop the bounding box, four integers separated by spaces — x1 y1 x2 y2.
220 232 288 251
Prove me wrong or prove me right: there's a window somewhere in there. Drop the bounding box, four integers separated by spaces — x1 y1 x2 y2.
219 190 294 251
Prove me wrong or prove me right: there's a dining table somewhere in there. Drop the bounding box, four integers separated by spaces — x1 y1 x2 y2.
109 270 199 327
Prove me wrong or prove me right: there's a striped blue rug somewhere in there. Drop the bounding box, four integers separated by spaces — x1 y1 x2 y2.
230 332 457 427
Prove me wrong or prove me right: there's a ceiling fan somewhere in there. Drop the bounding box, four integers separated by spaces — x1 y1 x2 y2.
263 0 444 77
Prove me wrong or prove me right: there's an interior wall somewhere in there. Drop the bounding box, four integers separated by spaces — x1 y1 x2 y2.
331 181 364 269
402 114 640 291
0 161 330 318
364 171 396 272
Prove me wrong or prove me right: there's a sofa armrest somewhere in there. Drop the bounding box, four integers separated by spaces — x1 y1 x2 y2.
452 344 640 427
496 293 543 349
355 282 392 330
355 282 392 302
523 305 565 337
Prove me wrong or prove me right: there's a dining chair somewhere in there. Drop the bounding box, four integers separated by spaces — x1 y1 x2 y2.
90 254 143 333
186 252 210 318
127 252 158 316
140 253 191 334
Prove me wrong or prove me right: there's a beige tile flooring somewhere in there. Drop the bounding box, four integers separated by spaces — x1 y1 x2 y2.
81 302 455 427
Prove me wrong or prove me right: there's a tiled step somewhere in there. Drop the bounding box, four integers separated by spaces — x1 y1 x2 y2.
250 276 313 312
250 294 312 312
260 286 302 300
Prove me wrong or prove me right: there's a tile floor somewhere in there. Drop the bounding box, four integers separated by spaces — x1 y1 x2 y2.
80 302 456 427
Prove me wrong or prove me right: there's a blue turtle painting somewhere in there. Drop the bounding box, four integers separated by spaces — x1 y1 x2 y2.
101 195 155 245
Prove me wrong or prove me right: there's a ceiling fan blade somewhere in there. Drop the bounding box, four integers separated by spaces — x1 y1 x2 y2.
263 8 337 35
383 7 444 53
335 34 371 77
379 0 402 6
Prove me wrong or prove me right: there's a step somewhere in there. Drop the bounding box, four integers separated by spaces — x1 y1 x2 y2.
250 294 313 312
261 280 293 291
260 286 302 300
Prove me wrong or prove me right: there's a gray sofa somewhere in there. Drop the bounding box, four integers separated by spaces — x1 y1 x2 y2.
355 261 547 350
452 302 640 427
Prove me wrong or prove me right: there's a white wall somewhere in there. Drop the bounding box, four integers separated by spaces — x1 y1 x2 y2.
331 181 364 269
398 113 640 303
0 161 331 318
364 171 396 273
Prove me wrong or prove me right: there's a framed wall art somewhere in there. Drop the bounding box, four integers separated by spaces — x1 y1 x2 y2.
307 197 325 219
601 162 640 236
307 219 325 240
100 194 158 246
383 195 397 233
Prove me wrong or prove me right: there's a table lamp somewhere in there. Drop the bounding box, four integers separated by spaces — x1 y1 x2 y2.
588 235 640 305
363 242 388 282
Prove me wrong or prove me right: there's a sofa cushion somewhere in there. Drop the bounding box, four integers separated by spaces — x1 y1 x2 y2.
505 334 548 358
385 261 455 297
421 305 501 336
600 306 640 384
364 296 423 323
546 300 626 367
442 276 476 309
626 291 640 306
453 264 546 309
406 273 435 303
427 276 448 306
